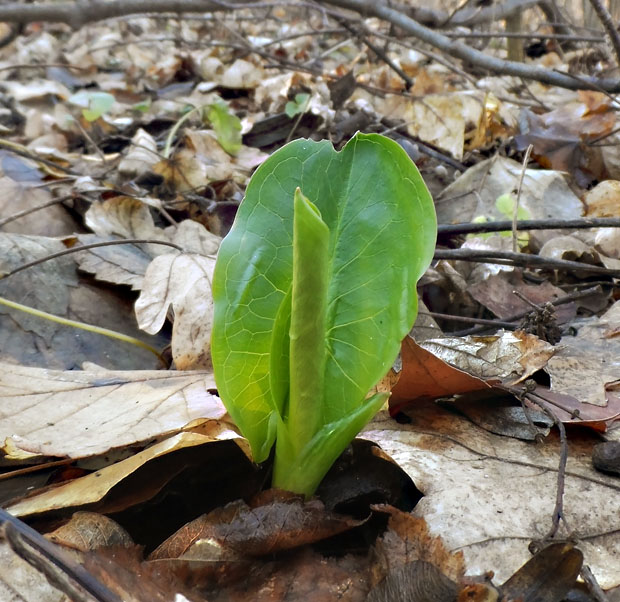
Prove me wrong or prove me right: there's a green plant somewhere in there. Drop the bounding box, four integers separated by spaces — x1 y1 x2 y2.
162 99 242 158
285 93 310 118
68 91 116 122
211 132 436 496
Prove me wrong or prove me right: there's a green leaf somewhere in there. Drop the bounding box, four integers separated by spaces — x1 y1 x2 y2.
284 93 310 118
211 133 436 490
286 188 330 454
69 91 115 122
496 193 531 221
206 100 242 155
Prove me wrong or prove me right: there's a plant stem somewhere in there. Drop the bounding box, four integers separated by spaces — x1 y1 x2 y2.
0 296 164 363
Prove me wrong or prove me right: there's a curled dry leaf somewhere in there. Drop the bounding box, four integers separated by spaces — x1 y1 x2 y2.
6 430 243 518
135 219 221 371
46 511 134 551
118 128 160 178
501 543 583 602
390 336 493 407
372 505 465 583
150 493 364 561
136 253 215 370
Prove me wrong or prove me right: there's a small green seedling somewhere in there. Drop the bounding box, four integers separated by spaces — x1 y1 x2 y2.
211 133 437 496
470 193 532 248
285 93 310 118
68 91 116 122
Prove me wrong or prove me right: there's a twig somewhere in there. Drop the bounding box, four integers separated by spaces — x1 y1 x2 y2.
0 295 165 362
503 383 569 544
588 0 620 69
382 118 467 171
437 217 620 235
0 508 122 602
524 386 569 542
0 63 88 73
433 248 620 277
336 16 413 89
419 310 517 329
443 31 605 42
0 139 76 175
513 144 533 253
580 565 609 602
0 238 184 280
0 195 75 228
450 286 602 336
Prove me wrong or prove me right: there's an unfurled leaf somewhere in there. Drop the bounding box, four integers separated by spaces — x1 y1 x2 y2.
69 91 115 122
206 99 242 155
212 133 436 494
285 93 310 118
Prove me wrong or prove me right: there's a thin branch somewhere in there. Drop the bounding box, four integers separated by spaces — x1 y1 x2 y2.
419 310 517 329
513 144 533 253
443 31 604 42
524 387 569 542
434 248 620 276
438 217 620 236
0 508 122 602
336 16 413 89
587 0 620 69
449 286 601 337
317 0 620 92
1 238 184 280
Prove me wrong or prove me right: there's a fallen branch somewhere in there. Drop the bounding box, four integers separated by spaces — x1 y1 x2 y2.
317 0 620 92
438 217 620 236
434 248 620 276
0 0 242 28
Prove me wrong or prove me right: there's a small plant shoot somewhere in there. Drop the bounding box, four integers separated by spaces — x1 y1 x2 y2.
211 133 437 496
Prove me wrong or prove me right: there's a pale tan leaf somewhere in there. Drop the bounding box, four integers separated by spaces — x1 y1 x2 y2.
118 128 160 177
362 405 620 589
84 196 164 241
165 219 220 256
135 253 215 370
0 365 222 460
7 431 241 518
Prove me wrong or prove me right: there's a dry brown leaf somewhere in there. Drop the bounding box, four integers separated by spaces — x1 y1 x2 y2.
584 180 620 217
6 431 241 518
150 493 363 560
46 511 134 551
0 176 77 236
361 405 620 588
390 336 492 406
373 505 465 582
75 232 153 290
118 128 160 178
468 272 576 324
435 156 583 228
545 300 620 407
84 196 165 242
0 232 163 369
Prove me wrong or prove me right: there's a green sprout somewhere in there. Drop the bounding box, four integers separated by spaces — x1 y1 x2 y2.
211 133 437 496
68 91 115 122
